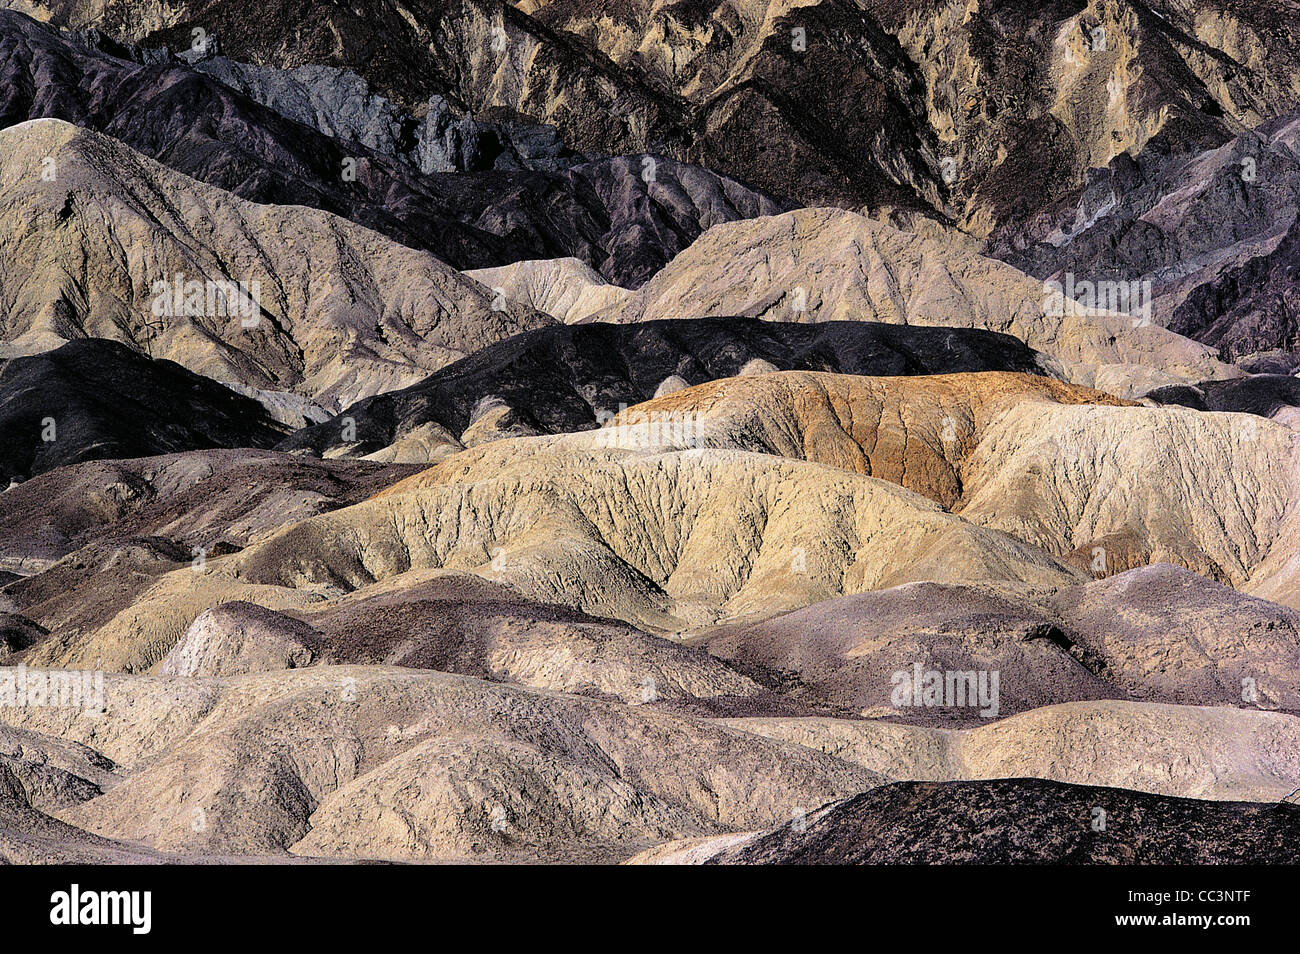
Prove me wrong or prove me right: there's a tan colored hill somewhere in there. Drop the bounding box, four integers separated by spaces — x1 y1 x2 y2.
0 666 881 862
158 581 763 706
0 119 551 408
3 665 1293 861
0 761 167 864
596 208 1240 396
14 370 1300 679
0 721 166 863
318 447 1080 620
958 399 1300 595
159 602 323 678
464 258 632 324
723 701 1300 803
0 724 120 813
609 370 1127 508
32 365 1300 673
602 370 1300 601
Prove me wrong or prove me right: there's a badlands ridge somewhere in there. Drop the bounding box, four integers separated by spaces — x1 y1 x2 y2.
2 2 1300 864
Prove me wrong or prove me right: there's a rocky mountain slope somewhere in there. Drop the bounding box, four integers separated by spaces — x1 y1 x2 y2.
997 107 1300 364
16 0 1300 239
867 0 1300 236
0 118 551 407
4 0 944 217
0 10 786 287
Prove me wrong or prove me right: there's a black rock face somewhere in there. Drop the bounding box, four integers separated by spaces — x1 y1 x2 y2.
278 318 1049 458
1167 217 1300 362
0 10 784 287
0 612 46 662
0 339 288 482
707 778 1300 864
1146 374 1300 418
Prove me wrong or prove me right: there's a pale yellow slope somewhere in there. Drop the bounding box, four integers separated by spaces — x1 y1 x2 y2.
34 446 1081 671
587 370 1300 603
464 257 631 323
